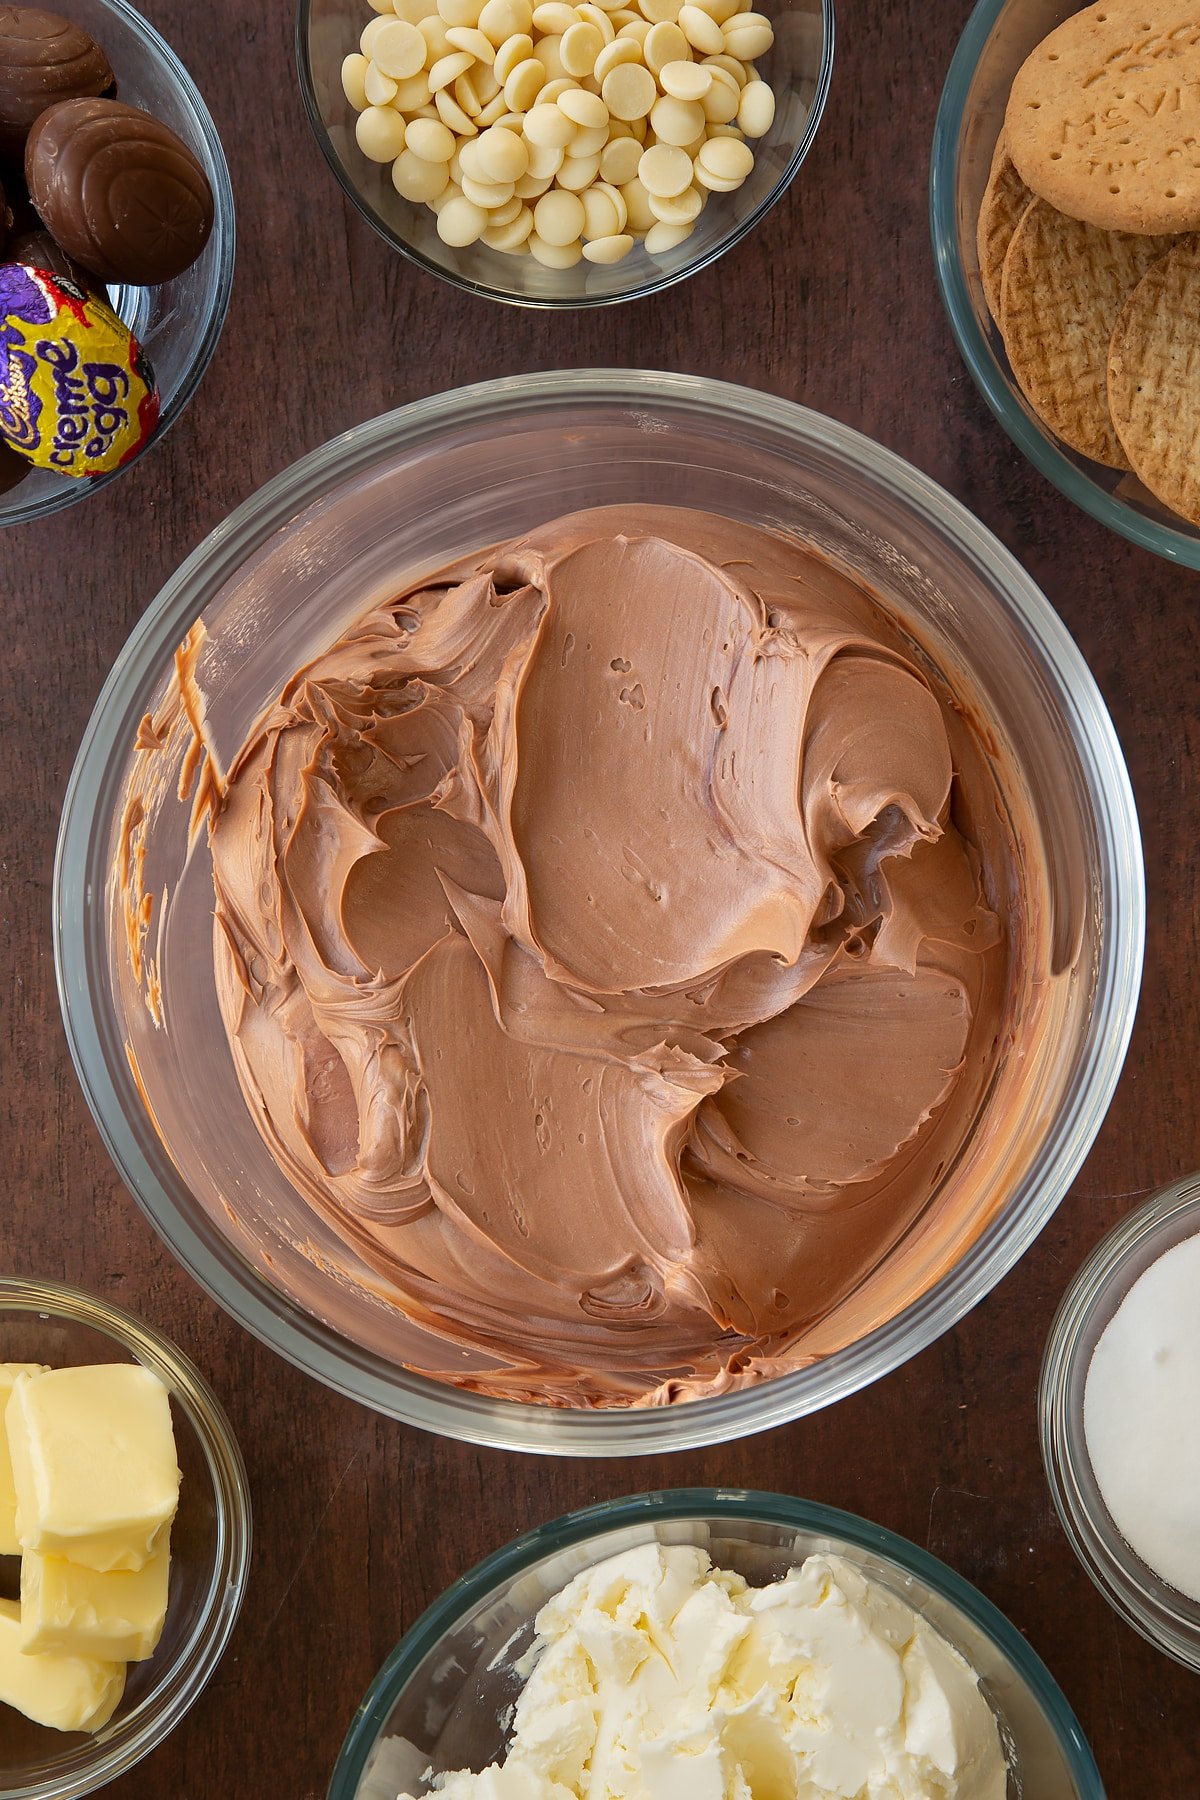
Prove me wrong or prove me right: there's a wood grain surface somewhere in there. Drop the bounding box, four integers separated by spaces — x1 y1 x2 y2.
2 0 1198 1794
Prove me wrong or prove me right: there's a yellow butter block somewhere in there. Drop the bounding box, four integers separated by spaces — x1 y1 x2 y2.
0 1598 124 1733
0 1365 48 1556
7 1364 181 1573
20 1541 171 1662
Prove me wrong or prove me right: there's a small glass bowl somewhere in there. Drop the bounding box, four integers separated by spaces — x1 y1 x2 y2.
1040 1172 1200 1673
0 1277 252 1799
327 1489 1103 1800
0 0 236 530
929 0 1200 566
296 0 833 306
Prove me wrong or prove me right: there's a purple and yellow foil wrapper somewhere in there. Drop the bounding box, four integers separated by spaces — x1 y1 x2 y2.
0 263 159 478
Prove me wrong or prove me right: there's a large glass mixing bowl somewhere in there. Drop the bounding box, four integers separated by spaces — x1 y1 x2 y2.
54 371 1143 1454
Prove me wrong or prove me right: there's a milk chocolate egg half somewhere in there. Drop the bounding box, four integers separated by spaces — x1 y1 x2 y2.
25 96 213 284
0 7 114 159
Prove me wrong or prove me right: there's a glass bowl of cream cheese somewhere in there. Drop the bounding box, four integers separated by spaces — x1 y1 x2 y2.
326 1489 1103 1800
54 369 1143 1454
1040 1170 1200 1674
0 1276 251 1800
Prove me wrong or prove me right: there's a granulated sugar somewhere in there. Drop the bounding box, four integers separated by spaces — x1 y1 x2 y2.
1083 1231 1200 1603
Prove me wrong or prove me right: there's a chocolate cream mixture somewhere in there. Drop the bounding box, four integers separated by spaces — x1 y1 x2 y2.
201 505 1021 1405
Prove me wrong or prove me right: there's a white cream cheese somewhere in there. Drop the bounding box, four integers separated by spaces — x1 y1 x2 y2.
398 1542 1008 1800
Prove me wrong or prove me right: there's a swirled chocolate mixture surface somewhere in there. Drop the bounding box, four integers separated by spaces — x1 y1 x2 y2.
207 506 1018 1405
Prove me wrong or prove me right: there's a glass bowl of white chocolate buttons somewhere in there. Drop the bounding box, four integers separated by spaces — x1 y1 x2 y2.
0 1277 251 1800
297 0 832 302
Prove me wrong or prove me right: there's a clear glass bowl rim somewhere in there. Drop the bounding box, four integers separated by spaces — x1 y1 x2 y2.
325 1486 1105 1800
293 0 835 308
1 0 237 530
928 0 1200 568
1039 1170 1200 1673
54 368 1145 1457
0 1275 252 1800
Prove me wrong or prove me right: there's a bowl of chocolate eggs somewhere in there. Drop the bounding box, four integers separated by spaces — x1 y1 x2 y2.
0 0 235 525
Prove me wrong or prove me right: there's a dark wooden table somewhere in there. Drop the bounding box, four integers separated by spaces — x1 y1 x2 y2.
4 0 1198 1793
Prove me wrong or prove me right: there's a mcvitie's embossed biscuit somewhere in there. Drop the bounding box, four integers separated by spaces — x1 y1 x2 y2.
999 197 1175 465
977 136 1036 324
1107 234 1200 520
1006 0 1200 234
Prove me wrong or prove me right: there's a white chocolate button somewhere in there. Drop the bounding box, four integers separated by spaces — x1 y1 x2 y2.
475 89 510 123
594 176 628 227
419 13 453 56
435 86 479 131
691 0 739 19
462 172 516 205
521 101 571 145
677 3 723 52
524 137 565 176
478 0 533 42
601 61 656 119
436 193 489 241
705 50 748 84
581 183 621 236
533 187 586 242
360 15 393 55
342 52 370 108
637 141 691 196
697 132 752 181
699 64 741 120
514 168 554 195
529 231 582 265
392 0 431 16
576 4 616 43
393 70 433 108
406 115 457 160
531 0 577 29
356 104 408 159
616 17 651 41
392 145 451 198
476 123 530 178
644 216 694 251
445 23 495 57
568 120 610 155
484 206 535 247
638 0 682 19
599 133 642 183
561 20 604 73
722 12 773 59
619 175 656 229
438 0 484 23
367 0 394 11
489 192 524 223
649 93 704 143
737 76 773 135
363 61 401 104
533 33 567 77
372 18 427 76
557 149 602 187
593 35 641 82
643 20 688 72
428 48 474 89
503 55 546 107
658 58 711 98
493 30 533 78
558 87 608 127
647 180 701 220
582 232 634 260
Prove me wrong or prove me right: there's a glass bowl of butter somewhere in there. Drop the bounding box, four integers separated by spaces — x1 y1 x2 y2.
327 1488 1104 1800
0 1276 251 1800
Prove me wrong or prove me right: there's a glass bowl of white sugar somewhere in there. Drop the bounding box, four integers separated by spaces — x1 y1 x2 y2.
1040 1171 1200 1673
